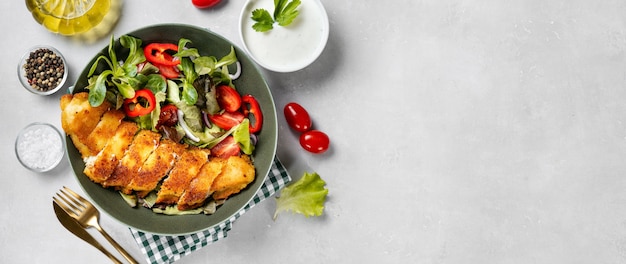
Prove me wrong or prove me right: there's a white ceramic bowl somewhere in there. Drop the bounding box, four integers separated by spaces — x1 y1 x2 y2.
239 0 329 72
18 45 68 95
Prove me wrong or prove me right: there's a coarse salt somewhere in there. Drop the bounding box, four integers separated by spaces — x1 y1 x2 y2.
16 123 64 172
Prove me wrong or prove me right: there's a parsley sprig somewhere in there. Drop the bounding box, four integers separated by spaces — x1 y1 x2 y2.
251 0 301 32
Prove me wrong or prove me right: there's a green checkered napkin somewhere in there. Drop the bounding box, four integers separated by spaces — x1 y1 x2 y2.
129 156 291 264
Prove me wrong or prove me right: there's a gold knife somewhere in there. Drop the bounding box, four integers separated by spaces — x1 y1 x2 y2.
53 201 124 264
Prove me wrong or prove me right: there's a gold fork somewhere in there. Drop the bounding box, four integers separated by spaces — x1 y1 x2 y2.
54 187 139 264
53 201 123 264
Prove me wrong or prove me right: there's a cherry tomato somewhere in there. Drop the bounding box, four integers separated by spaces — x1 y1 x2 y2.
156 64 180 79
192 0 221 9
284 102 311 132
208 111 245 130
299 130 329 154
216 85 242 112
156 104 178 129
211 136 241 158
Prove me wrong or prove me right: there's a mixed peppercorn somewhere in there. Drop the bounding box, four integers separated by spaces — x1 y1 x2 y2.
23 48 65 92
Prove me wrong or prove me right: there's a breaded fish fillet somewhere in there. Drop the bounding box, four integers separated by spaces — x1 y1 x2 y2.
127 139 186 197
211 155 255 200
83 121 138 184
81 110 125 158
178 158 225 210
60 93 259 212
103 130 161 192
155 147 210 205
61 93 110 139
61 93 111 158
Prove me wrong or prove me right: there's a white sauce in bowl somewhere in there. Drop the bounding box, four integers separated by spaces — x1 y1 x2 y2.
239 0 329 72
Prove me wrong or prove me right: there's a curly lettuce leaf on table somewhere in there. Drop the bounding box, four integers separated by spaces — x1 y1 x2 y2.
273 172 328 219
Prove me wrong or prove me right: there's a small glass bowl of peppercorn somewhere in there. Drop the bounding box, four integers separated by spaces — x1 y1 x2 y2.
18 45 68 96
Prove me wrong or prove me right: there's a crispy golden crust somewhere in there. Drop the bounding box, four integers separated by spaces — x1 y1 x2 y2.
60 93 110 145
83 121 138 184
178 158 225 210
156 147 210 205
211 155 256 200
127 139 187 197
68 134 91 160
82 110 125 157
104 130 161 191
60 94 72 111
61 94 258 211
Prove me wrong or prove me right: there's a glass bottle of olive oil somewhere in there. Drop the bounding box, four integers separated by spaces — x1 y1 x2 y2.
26 0 111 35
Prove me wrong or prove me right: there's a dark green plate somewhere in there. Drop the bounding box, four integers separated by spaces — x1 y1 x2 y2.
66 24 277 235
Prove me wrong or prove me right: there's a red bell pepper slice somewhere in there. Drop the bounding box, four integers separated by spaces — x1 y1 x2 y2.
241 94 263 134
144 43 180 66
123 89 157 117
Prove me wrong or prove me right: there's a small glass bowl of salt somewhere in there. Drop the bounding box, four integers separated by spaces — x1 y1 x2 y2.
15 122 64 172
